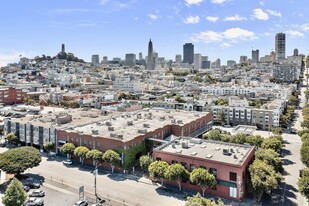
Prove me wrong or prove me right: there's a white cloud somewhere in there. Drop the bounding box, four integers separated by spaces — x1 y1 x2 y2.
259 1 264 6
99 0 110 5
252 8 269 20
286 30 304 37
206 16 219 23
185 0 203 6
210 0 229 4
266 9 281 17
184 16 200 24
220 42 232 48
0 51 32 67
263 32 273 36
301 24 309 32
192 27 256 45
148 14 158 20
223 15 247 21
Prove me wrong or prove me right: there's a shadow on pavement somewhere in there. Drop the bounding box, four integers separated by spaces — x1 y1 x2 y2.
107 174 126 181
282 159 295 166
155 186 187 201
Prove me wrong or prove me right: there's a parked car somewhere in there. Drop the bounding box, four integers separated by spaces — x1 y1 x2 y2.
23 198 44 206
23 185 30 192
63 159 73 165
29 190 45 197
24 182 40 189
74 200 88 206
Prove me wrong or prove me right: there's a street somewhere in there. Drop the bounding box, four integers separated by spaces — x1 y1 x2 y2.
28 157 186 206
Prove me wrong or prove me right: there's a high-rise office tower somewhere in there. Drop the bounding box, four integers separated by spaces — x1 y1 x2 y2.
239 56 248 64
294 49 299 56
154 52 158 68
275 33 286 60
183 43 194 64
139 52 143 61
194 53 202 69
147 39 155 70
61 44 65 53
91 55 100 65
175 54 182 64
125 53 136 67
252 49 259 64
227 60 236 68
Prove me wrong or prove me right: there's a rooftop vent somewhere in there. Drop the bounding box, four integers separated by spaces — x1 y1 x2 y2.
127 121 133 126
223 149 231 156
168 115 174 119
177 120 183 124
143 123 149 128
105 121 112 126
171 119 176 123
190 152 197 156
108 126 114 131
117 134 123 139
138 129 147 134
215 147 220 151
110 133 116 137
175 149 182 154
160 116 166 121
206 154 213 159
181 141 189 149
92 130 99 135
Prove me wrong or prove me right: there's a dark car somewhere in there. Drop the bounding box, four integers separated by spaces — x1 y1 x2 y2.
23 185 30 192
24 182 40 189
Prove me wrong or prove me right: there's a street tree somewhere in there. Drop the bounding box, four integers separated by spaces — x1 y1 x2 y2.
203 130 221 141
190 168 217 197
301 118 309 129
2 178 27 206
300 141 309 167
148 161 169 185
288 95 298 106
102 150 121 174
261 137 283 153
164 164 189 191
231 133 247 144
74 146 90 165
5 132 17 145
0 146 41 175
60 143 76 159
139 154 153 172
298 174 309 199
271 127 282 135
245 135 263 147
249 160 282 202
43 142 55 156
301 133 309 142
255 149 283 173
185 193 225 206
304 89 309 104
86 149 103 166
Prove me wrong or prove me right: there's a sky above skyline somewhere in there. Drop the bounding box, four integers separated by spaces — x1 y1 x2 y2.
0 0 309 66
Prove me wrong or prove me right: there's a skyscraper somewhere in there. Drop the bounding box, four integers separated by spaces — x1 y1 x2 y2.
194 53 202 69
91 55 100 65
147 39 155 70
125 53 136 67
275 33 286 61
294 49 299 56
252 49 259 64
61 44 65 53
183 43 194 64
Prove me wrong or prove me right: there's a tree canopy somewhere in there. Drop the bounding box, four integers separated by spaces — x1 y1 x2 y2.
2 178 27 206
0 146 41 175
60 142 76 158
43 142 55 154
165 164 189 191
139 154 153 171
255 148 283 173
74 146 90 165
102 150 121 173
249 160 282 202
6 132 17 144
261 136 283 153
185 193 225 206
86 149 103 164
190 168 217 197
148 161 169 185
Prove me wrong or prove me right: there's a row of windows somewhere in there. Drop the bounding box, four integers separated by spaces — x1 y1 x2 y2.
168 158 237 181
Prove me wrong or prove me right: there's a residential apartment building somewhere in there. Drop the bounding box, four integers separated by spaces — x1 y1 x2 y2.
272 64 300 83
153 137 255 201
0 87 23 105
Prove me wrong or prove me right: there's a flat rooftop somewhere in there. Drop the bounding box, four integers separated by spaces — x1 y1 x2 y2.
233 125 256 135
72 108 209 142
156 137 254 166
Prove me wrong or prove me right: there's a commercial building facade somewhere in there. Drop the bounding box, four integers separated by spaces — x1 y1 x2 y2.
0 87 23 105
153 137 255 201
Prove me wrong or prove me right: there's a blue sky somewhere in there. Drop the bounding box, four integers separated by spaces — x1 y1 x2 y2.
0 0 308 66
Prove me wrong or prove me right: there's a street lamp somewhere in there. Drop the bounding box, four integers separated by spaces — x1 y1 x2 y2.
93 163 101 204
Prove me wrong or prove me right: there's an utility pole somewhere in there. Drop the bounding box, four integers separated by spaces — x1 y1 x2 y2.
93 164 101 204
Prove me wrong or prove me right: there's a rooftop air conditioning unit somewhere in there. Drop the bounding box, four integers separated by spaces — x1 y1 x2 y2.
127 121 133 126
171 119 176 123
160 116 166 120
143 123 149 128
108 126 114 131
110 133 116 137
92 130 99 135
223 149 231 156
105 122 112 126
117 134 123 139
181 141 189 149
177 120 183 124
138 129 147 134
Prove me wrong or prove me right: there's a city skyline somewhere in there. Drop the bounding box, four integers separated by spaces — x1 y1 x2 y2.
0 0 309 66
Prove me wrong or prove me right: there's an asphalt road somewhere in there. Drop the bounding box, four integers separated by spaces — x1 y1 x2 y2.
28 157 186 206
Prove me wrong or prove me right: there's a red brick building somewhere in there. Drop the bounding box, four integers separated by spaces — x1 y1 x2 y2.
153 137 255 201
56 109 212 153
0 87 23 105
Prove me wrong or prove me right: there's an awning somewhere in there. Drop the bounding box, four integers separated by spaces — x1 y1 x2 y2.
58 140 66 144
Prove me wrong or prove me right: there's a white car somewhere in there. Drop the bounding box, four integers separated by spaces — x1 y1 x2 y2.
74 200 88 206
63 159 72 165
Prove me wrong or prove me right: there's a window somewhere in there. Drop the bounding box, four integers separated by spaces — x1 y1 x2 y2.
83 140 87 145
181 162 187 168
172 160 178 164
156 157 161 161
75 139 79 143
209 168 217 178
229 172 237 181
88 141 92 145
190 164 196 172
230 187 237 198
